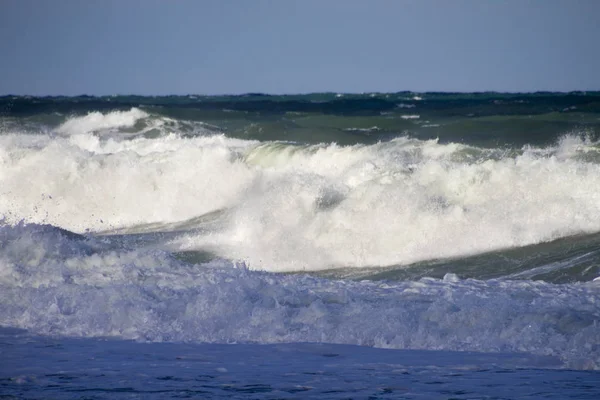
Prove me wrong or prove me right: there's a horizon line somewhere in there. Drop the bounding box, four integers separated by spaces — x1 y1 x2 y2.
2 89 600 98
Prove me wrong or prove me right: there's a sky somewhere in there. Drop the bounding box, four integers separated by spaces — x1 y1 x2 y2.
1 0 599 95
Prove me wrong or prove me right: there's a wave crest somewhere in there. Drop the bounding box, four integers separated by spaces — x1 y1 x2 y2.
56 108 149 135
3 132 600 270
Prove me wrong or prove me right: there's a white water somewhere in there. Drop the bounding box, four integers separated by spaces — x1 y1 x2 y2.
1 224 599 370
2 109 600 271
0 114 256 232
56 108 150 135
2 110 600 374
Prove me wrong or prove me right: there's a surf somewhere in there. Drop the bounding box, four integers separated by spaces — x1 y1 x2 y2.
3 109 600 271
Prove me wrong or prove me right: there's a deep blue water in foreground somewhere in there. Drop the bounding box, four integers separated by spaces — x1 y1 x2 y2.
3 331 599 399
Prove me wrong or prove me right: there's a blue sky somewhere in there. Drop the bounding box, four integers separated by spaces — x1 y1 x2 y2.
1 0 599 95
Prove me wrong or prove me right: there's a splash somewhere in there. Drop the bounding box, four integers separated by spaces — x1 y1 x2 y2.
56 108 149 135
177 136 600 271
1 224 598 370
2 125 600 270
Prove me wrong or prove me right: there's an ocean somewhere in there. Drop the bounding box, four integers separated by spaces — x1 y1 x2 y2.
1 92 599 399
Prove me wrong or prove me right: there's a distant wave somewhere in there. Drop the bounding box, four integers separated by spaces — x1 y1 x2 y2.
56 107 149 135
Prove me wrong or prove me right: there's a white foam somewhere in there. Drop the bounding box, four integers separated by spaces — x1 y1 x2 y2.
0 130 257 232
0 224 598 370
177 135 600 271
3 126 600 271
56 108 149 135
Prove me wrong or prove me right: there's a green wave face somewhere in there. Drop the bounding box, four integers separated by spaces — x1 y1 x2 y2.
2 92 600 147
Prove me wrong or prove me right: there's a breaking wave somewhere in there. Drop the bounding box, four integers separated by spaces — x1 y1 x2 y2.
1 224 598 370
2 110 600 271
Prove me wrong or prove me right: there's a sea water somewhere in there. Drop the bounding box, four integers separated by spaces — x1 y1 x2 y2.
1 93 599 398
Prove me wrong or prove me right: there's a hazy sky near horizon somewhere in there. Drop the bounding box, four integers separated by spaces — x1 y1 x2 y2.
1 0 599 95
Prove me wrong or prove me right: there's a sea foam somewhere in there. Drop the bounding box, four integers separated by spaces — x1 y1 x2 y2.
2 110 600 270
56 108 149 135
177 135 600 271
1 223 598 370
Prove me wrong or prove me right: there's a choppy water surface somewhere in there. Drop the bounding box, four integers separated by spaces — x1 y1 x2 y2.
1 93 599 398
